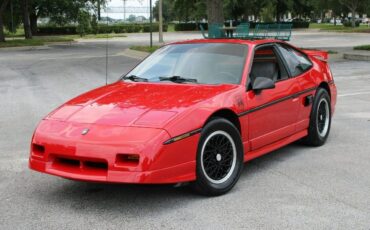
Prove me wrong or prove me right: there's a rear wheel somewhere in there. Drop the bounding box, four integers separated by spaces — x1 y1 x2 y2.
302 88 331 146
192 118 244 196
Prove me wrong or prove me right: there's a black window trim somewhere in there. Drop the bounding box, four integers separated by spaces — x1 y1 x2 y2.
274 42 313 78
272 45 291 83
247 42 291 91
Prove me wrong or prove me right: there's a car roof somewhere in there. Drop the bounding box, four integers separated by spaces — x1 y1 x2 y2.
169 38 285 47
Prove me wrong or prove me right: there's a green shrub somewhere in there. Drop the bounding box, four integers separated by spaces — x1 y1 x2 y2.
142 23 168 32
343 21 360 27
125 24 142 33
37 26 78 35
36 23 167 35
291 21 310 28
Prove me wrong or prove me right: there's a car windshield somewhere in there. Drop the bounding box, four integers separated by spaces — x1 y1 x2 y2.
123 43 248 84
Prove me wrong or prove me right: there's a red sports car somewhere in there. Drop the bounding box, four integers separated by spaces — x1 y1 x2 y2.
29 39 337 196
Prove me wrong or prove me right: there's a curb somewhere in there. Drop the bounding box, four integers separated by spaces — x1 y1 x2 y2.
0 45 51 51
0 41 76 51
343 53 370 61
119 48 150 60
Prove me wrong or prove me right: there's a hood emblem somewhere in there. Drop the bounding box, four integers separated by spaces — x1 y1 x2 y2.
81 128 89 135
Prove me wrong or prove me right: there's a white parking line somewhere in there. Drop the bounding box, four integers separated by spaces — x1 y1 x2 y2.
338 91 370 97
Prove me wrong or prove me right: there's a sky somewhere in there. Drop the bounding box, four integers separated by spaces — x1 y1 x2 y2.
102 0 156 19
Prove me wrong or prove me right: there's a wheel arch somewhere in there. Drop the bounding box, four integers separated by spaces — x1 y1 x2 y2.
203 109 241 135
318 81 331 98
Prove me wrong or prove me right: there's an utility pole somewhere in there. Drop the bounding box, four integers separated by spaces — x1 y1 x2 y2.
159 0 163 43
149 0 153 47
122 0 126 22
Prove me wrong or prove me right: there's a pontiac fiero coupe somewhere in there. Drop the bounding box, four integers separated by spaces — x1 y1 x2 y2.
29 39 337 196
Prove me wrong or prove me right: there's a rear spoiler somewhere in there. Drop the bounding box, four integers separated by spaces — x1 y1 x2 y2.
302 49 328 62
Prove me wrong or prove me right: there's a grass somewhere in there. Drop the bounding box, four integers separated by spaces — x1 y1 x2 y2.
0 36 74 48
4 28 25 37
353 45 370 51
167 24 175 32
37 33 127 40
1 33 127 48
327 50 338 54
309 23 370 33
130 45 161 53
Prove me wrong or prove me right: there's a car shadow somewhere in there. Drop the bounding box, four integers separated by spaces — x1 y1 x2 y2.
245 142 310 169
35 142 311 214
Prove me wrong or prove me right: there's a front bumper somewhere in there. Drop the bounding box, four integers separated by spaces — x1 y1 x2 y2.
29 120 199 184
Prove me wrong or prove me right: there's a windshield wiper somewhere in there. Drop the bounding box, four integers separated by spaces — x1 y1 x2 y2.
122 75 148 82
159 75 197 83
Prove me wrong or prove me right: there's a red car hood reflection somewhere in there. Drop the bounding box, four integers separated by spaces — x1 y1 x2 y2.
47 82 238 128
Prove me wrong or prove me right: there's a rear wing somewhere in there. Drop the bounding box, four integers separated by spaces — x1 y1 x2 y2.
302 49 329 62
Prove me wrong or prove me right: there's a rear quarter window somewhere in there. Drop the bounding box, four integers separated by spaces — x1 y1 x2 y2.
277 45 313 77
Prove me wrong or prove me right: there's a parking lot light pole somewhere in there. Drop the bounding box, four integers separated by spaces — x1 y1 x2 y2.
159 0 163 43
150 0 153 47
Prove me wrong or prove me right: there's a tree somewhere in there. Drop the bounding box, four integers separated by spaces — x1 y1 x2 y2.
26 0 107 34
224 0 244 20
260 1 275 22
76 9 90 37
127 14 136 22
206 0 224 24
22 0 32 39
0 0 10 42
228 0 268 22
173 0 197 21
91 14 98 34
339 0 367 27
328 0 345 25
274 0 292 22
154 0 175 22
293 0 314 19
312 0 329 21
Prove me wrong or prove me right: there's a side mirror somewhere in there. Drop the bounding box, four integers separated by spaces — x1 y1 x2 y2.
252 77 275 93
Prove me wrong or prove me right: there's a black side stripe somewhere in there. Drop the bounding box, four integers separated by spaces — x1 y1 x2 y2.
238 87 317 117
163 87 317 145
163 128 202 145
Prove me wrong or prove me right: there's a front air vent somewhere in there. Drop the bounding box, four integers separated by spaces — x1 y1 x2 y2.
51 155 108 176
56 157 80 168
84 161 108 170
115 154 140 167
32 144 45 157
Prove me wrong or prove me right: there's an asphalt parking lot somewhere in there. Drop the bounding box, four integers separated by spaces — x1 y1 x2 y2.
1 36 370 229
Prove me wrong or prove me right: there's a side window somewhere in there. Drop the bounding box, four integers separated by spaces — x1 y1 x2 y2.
277 45 313 77
248 46 289 89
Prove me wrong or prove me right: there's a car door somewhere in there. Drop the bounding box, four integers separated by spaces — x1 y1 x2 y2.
245 44 301 150
275 44 316 133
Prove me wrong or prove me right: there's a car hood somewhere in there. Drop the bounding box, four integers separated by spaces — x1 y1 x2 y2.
47 82 238 128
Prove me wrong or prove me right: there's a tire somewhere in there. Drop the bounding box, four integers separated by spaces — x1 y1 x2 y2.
302 88 331 146
192 117 244 196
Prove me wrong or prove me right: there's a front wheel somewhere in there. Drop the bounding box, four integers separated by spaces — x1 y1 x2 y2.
192 118 244 196
302 88 331 146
